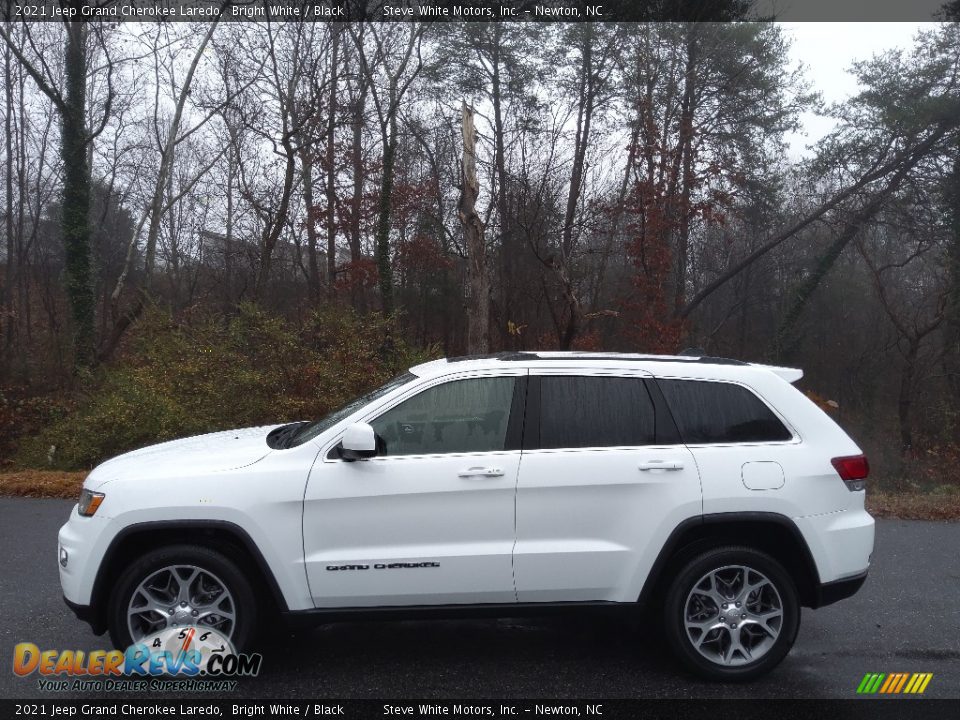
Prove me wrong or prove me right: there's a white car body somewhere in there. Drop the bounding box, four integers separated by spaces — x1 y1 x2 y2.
59 352 874 649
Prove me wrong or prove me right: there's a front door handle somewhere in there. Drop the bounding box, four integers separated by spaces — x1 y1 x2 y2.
458 467 505 478
638 460 684 471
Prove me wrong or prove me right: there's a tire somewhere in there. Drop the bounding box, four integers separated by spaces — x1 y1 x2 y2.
663 546 800 681
108 544 258 652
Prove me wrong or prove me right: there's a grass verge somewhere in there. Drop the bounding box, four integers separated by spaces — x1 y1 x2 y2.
867 487 960 521
0 471 958 521
0 470 87 499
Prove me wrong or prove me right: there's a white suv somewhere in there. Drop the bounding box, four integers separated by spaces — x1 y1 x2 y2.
58 351 874 680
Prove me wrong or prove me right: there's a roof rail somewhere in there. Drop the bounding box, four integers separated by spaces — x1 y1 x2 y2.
696 356 749 366
445 351 748 366
445 352 535 363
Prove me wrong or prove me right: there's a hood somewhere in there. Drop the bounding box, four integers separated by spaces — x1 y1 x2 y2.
85 425 280 490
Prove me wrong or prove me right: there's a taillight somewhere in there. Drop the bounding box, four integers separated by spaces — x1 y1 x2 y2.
831 455 869 491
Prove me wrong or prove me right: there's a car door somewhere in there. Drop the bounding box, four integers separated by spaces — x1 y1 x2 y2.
513 369 702 603
303 370 526 608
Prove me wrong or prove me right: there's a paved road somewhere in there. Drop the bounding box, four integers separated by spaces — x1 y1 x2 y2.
1 497 957 699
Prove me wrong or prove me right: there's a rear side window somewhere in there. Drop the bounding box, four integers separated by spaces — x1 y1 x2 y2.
539 376 656 449
657 379 792 444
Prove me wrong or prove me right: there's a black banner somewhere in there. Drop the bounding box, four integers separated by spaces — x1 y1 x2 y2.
0 0 953 23
1 700 959 719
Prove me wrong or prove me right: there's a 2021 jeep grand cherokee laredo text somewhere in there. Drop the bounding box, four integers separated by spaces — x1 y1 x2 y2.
59 351 874 680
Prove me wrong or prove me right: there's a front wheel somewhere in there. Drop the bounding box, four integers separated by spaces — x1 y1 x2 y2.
108 544 258 652
663 546 800 681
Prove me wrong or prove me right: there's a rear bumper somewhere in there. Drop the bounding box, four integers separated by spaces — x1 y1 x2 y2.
793 507 874 584
812 569 868 608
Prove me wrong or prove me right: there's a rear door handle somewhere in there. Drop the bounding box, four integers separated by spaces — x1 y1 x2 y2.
638 460 684 471
458 467 505 478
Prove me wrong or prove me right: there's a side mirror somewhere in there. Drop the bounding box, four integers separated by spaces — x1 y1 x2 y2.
339 422 377 461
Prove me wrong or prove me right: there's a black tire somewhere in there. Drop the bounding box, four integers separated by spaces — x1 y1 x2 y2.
108 544 258 652
663 546 800 681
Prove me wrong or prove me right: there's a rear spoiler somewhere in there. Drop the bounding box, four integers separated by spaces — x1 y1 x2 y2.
755 364 803 384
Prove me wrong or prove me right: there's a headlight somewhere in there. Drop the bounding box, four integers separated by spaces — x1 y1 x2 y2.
78 489 105 517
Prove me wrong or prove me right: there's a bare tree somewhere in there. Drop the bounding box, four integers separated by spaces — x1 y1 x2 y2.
103 19 230 360
460 102 488 354
0 19 114 366
350 22 426 315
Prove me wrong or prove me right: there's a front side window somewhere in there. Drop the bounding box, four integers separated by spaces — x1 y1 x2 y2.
657 379 792 444
371 377 515 456
539 376 657 449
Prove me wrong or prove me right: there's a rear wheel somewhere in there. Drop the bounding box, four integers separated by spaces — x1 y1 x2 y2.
663 546 800 680
108 544 258 652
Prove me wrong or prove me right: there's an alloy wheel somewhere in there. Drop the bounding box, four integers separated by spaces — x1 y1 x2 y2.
683 564 784 667
126 564 236 643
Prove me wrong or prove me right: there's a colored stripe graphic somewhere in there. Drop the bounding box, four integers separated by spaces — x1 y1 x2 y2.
857 672 932 694
857 673 884 694
893 673 909 693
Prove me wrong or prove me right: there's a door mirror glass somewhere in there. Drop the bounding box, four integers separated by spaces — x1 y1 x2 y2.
340 422 377 461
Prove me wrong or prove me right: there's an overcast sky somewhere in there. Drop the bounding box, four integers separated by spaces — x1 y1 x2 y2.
783 22 935 157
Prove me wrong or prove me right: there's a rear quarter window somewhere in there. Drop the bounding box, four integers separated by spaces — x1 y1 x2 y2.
657 379 792 444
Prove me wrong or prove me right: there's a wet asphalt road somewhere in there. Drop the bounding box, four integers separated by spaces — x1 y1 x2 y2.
0 497 957 700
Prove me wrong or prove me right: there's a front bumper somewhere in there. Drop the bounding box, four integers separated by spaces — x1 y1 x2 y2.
58 504 112 614
63 595 106 635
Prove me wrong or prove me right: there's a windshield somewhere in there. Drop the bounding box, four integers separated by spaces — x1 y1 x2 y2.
286 372 416 448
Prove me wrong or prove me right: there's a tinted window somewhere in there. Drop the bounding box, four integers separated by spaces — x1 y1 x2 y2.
539 376 656 449
658 379 792 444
371 377 515 456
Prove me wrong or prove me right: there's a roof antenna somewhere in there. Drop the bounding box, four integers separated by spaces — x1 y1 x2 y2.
678 347 705 357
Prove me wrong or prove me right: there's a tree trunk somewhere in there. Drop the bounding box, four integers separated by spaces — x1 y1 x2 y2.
3 36 14 367
558 28 597 349
301 150 322 301
325 26 340 296
460 103 488 355
166 155 181 308
490 35 511 340
674 31 698 311
898 341 918 453
374 121 396 315
62 20 94 368
254 139 297 300
561 30 593 259
224 142 235 310
349 82 367 312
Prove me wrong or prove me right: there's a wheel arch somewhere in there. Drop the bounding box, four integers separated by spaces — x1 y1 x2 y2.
89 520 288 634
638 512 822 609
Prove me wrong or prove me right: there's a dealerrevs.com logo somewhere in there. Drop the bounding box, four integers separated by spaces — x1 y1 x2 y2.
13 627 262 692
